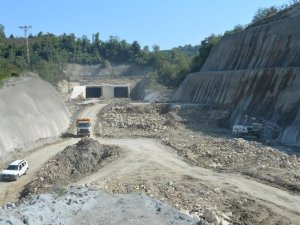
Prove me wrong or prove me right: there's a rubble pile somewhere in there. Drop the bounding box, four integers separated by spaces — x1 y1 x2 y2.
163 135 300 193
100 176 291 225
97 102 300 193
96 103 185 137
21 138 121 197
1 187 200 225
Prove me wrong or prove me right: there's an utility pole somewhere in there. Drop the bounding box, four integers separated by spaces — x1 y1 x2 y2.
19 25 32 69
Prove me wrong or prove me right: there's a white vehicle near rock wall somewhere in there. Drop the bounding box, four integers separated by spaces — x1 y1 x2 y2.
0 160 28 181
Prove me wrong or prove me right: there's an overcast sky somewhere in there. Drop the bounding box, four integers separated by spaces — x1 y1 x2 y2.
0 0 291 50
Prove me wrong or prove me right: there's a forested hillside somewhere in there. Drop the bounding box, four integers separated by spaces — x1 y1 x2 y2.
0 27 191 86
1 2 298 87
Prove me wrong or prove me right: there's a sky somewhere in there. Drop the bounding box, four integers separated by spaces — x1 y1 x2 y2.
0 0 292 50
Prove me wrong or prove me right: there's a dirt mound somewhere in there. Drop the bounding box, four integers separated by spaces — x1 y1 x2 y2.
1 187 199 225
92 102 300 224
96 102 300 194
96 102 185 137
20 138 121 197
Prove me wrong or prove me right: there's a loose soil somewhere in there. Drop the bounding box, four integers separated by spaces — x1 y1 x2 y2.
91 102 300 225
2 101 299 225
96 102 300 194
20 138 121 197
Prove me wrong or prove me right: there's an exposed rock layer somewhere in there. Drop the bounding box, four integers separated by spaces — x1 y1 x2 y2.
66 63 152 79
173 8 300 146
0 74 70 156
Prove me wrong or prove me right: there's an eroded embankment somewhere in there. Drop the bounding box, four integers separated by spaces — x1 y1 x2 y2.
173 8 300 146
0 74 70 156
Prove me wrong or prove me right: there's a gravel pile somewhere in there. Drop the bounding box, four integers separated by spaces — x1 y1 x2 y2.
0 187 200 225
21 138 121 197
96 103 185 137
96 102 300 194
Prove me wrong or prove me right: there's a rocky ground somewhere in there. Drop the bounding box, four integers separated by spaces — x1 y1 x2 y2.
1 100 299 225
0 187 199 225
96 102 300 193
20 138 121 197
93 101 300 224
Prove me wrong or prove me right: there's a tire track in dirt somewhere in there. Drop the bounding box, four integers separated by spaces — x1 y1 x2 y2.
0 102 105 205
0 139 78 205
75 137 300 223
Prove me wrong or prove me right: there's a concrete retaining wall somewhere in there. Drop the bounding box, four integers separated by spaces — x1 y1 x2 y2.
0 74 70 156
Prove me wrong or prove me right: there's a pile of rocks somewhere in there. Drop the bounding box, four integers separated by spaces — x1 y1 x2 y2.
0 187 201 225
97 102 300 194
97 103 185 137
21 138 121 197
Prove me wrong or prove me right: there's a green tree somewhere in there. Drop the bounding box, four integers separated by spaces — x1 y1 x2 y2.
0 24 5 41
152 44 160 52
224 24 244 36
251 6 278 23
190 34 222 72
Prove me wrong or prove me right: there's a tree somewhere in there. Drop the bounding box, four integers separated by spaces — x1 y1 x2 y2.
251 6 278 23
190 34 222 72
224 24 244 36
0 24 5 42
94 32 100 45
152 44 160 52
143 45 150 52
130 41 141 56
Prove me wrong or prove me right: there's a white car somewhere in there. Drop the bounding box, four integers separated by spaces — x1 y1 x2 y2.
0 160 29 181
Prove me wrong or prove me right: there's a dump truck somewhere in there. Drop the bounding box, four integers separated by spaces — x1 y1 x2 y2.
76 118 91 137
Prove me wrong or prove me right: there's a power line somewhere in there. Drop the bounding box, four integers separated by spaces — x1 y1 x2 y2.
19 25 32 68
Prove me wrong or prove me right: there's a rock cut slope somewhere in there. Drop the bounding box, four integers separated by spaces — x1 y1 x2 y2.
0 73 70 156
173 6 300 146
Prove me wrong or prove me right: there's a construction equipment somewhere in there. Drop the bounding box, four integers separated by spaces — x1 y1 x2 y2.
233 115 264 138
76 118 91 137
233 123 263 138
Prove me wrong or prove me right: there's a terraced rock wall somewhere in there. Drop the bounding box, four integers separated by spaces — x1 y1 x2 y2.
173 8 300 146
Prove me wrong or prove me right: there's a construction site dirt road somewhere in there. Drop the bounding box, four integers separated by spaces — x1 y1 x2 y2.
0 101 299 225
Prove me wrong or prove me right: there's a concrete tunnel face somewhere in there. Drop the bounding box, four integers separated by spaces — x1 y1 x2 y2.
86 86 102 98
114 87 129 98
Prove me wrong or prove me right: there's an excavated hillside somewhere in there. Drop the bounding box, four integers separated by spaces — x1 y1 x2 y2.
66 63 152 79
173 6 300 147
0 73 70 157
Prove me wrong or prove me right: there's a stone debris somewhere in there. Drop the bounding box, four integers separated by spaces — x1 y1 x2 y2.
97 102 300 193
93 102 300 224
20 138 122 198
0 187 201 225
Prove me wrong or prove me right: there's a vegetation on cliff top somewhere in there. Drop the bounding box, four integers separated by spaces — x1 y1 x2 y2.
248 0 300 28
0 26 192 87
0 1 299 87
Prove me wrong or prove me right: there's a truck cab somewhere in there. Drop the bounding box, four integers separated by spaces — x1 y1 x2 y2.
76 118 91 137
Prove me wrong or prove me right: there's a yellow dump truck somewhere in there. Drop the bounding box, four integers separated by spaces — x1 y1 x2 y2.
76 118 91 137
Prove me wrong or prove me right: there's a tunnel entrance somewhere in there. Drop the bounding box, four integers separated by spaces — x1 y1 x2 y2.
114 87 129 98
86 86 102 98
